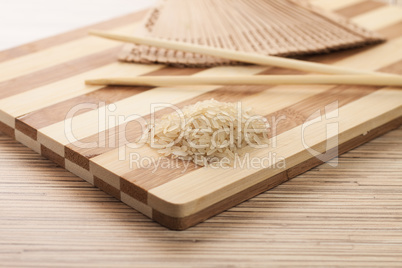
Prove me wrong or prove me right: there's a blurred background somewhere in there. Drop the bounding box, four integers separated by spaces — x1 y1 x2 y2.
0 0 399 51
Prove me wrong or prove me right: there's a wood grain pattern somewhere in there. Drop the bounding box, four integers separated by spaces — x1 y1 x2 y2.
1 127 401 267
0 0 401 230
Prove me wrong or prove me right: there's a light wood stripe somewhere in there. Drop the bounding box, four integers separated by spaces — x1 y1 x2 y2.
14 130 40 154
148 89 402 217
332 36 402 70
121 192 152 218
352 5 402 31
65 159 93 184
0 23 140 84
310 0 366 11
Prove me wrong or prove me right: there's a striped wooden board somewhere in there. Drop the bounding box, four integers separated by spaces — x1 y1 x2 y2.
0 0 401 230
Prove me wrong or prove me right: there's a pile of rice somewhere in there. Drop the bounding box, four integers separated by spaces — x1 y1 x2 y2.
148 99 270 166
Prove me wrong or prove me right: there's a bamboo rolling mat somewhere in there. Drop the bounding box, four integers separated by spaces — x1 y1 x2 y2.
119 0 385 67
0 0 401 230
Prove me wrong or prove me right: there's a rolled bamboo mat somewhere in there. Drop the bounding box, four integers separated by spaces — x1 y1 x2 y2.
119 0 385 67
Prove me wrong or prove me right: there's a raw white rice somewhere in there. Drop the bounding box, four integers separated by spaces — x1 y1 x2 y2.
148 99 270 166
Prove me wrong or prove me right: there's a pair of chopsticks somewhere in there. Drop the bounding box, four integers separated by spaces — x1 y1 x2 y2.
86 30 402 88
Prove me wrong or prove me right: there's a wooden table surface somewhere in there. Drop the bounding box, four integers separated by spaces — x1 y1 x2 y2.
1 127 401 267
1 0 402 267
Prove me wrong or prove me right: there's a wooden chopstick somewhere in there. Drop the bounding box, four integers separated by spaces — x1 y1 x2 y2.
89 30 397 77
85 75 402 87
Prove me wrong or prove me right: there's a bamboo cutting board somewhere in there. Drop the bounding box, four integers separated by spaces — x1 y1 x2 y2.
0 0 401 230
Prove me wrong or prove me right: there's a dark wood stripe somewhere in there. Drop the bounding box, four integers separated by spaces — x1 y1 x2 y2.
377 59 402 74
0 10 148 63
379 21 402 40
0 46 121 100
15 119 37 140
120 177 148 204
0 121 15 139
380 59 402 75
41 145 65 168
266 85 379 126
335 1 384 18
94 176 121 200
65 146 90 170
153 116 402 230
